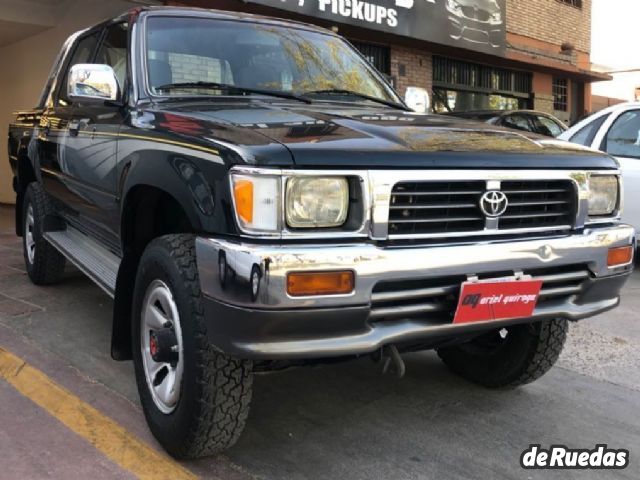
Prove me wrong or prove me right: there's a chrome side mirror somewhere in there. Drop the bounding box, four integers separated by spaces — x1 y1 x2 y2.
404 86 430 114
68 64 119 101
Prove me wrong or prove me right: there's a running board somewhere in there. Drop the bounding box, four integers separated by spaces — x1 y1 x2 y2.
44 228 120 298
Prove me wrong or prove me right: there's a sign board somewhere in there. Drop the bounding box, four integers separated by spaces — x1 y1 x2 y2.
248 0 507 55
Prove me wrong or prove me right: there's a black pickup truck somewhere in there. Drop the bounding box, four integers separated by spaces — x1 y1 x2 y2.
7 6 635 459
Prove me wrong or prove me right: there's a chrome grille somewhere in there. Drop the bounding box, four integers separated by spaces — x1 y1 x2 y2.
388 180 576 238
389 181 486 235
499 180 576 230
370 265 590 322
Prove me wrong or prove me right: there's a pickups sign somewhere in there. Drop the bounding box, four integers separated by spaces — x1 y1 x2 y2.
248 0 507 55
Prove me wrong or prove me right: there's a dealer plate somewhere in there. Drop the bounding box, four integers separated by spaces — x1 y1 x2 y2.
453 276 543 324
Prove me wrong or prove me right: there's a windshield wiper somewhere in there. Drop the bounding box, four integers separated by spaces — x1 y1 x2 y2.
155 82 312 104
303 88 410 111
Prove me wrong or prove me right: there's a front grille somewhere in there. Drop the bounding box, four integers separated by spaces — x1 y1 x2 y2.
388 180 576 238
370 264 590 323
389 181 486 236
499 180 576 230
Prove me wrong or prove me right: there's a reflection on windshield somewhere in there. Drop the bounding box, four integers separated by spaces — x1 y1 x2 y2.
146 16 398 104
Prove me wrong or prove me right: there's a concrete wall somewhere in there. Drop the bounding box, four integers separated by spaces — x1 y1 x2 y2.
0 0 135 204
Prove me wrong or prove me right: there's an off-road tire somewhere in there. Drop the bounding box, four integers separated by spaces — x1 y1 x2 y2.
132 234 253 459
437 319 568 388
22 182 65 285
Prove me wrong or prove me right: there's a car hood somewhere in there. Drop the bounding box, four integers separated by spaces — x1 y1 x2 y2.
150 101 618 170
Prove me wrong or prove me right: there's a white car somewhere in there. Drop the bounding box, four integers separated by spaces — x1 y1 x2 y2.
559 103 640 238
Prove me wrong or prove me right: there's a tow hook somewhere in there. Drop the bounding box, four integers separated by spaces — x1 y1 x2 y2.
381 345 406 378
149 327 179 364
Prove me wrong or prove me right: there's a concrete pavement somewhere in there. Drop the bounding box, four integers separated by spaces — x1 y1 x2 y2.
0 204 638 479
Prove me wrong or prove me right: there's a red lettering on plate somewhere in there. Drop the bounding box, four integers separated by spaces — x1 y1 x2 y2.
453 280 543 324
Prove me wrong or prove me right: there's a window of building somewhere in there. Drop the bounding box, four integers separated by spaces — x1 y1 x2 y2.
432 56 532 113
557 0 582 8
553 77 569 111
351 41 390 76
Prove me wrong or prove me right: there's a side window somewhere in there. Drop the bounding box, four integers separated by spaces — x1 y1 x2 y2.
57 31 101 106
502 114 531 133
604 110 640 158
96 23 128 94
569 113 610 146
536 116 564 137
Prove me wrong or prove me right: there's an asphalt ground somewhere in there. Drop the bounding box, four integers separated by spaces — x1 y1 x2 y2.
0 204 638 480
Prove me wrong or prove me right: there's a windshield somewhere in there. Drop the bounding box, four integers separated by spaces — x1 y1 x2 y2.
145 16 399 105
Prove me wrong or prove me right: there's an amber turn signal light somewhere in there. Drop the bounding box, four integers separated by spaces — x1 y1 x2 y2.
233 179 254 224
287 271 355 297
607 246 634 267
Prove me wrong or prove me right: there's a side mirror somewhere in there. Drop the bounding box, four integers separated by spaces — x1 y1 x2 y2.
68 64 119 101
404 87 430 114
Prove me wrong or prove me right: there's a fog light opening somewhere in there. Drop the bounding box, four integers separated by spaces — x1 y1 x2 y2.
607 246 634 267
287 271 355 297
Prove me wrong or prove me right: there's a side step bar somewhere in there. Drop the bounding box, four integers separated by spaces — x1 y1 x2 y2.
44 228 120 298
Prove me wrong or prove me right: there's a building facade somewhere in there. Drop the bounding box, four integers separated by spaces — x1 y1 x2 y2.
170 0 605 125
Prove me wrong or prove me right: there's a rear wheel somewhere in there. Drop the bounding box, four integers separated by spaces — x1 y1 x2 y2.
22 182 65 285
132 235 253 459
437 319 568 388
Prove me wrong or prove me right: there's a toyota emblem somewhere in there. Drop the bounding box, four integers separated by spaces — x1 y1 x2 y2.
480 191 508 217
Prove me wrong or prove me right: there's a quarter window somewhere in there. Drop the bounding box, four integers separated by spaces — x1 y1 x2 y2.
604 110 640 158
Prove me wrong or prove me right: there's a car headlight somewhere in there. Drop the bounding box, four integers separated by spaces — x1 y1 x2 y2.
231 174 280 233
446 0 463 16
588 175 619 216
286 177 349 228
489 11 502 25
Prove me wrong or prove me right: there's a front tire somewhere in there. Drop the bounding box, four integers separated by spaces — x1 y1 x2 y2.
22 182 65 285
132 235 253 459
437 319 568 388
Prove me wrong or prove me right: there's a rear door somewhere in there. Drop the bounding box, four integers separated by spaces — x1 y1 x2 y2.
597 109 640 230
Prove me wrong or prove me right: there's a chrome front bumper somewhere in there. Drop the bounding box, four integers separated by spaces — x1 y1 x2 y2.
195 225 635 359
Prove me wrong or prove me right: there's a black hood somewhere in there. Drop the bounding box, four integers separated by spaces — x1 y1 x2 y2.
149 100 618 170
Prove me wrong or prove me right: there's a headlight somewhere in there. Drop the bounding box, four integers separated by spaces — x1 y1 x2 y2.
286 177 349 228
446 0 463 16
231 174 280 233
588 175 619 216
489 11 502 25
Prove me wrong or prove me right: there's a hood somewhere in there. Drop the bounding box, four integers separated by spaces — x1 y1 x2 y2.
150 100 618 170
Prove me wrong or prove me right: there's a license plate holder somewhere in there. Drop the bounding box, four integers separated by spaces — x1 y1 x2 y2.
453 276 543 324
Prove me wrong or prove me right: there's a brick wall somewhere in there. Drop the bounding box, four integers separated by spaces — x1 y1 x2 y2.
390 46 432 98
506 0 591 53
